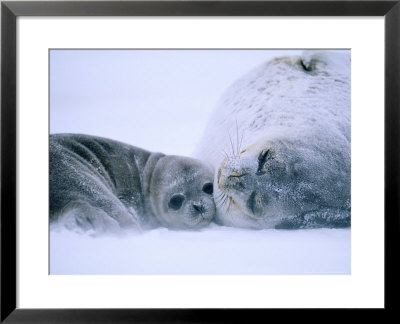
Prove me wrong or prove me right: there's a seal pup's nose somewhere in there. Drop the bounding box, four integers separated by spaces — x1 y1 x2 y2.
193 203 206 214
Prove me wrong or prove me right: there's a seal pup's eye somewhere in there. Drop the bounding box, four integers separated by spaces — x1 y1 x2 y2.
169 194 185 210
202 183 213 195
257 149 272 175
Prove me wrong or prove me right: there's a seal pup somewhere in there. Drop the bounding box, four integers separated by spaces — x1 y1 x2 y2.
50 134 215 233
195 50 351 229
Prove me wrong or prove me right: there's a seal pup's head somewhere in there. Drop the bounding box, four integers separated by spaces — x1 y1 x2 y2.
148 156 216 229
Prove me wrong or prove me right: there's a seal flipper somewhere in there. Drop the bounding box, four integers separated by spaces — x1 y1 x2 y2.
301 208 351 228
275 208 351 229
50 134 143 231
55 200 121 234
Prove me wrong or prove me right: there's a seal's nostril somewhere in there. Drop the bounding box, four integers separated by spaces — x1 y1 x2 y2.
193 204 205 214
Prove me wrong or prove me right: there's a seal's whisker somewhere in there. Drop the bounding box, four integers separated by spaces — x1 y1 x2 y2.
227 197 233 212
239 130 245 154
220 200 227 211
215 192 225 199
223 195 230 207
214 193 226 204
224 197 232 213
215 196 226 209
222 150 230 159
215 191 226 203
214 186 233 213
228 130 235 157
216 194 228 205
235 120 240 156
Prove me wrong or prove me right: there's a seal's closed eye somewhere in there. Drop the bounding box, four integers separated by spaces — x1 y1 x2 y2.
169 194 185 210
202 183 213 195
257 149 272 175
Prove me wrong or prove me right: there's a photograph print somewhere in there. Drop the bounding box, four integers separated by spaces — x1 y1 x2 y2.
49 49 350 275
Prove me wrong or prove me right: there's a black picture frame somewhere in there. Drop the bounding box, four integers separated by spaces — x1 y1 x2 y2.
1 0 399 322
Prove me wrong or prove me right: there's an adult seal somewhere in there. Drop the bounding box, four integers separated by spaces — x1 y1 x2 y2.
195 50 351 229
50 134 216 233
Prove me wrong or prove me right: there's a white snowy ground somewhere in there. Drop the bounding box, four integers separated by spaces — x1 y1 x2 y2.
50 50 350 275
50 225 350 275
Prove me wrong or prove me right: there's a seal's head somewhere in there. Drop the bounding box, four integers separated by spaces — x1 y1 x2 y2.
149 156 216 229
215 138 287 228
214 135 346 229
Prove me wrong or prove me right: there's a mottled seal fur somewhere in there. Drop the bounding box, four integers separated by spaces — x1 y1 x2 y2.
50 134 215 233
195 51 351 229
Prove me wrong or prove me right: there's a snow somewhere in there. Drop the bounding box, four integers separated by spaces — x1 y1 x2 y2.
50 225 350 275
50 49 350 275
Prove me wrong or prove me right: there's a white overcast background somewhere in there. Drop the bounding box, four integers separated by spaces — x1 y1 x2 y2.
50 49 303 155
49 49 350 275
